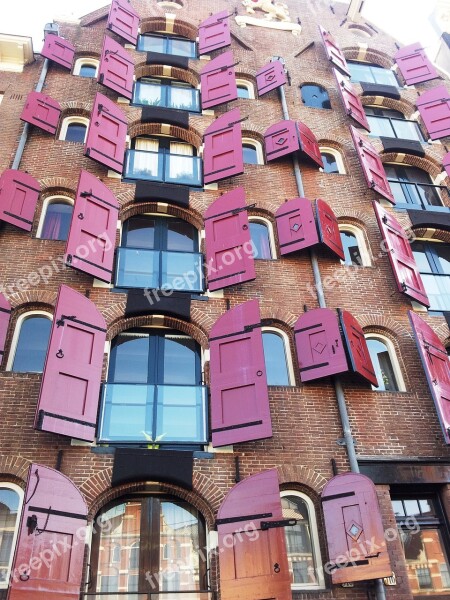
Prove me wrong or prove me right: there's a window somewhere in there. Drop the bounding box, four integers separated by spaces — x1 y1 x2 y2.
249 219 275 259
242 138 263 165
366 335 404 392
137 33 196 58
384 164 446 211
133 77 200 112
236 79 255 99
59 116 89 143
73 58 99 78
338 225 370 266
320 147 346 174
111 544 121 564
0 484 23 589
365 107 424 142
8 312 52 373
300 84 331 109
348 61 399 86
262 329 294 385
412 240 450 311
38 198 73 241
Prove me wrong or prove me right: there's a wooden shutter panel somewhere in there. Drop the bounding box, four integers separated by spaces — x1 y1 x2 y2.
199 10 231 54
108 0 140 45
275 197 319 255
339 310 378 386
217 469 290 600
35 285 106 441
416 85 450 140
41 35 75 70
20 91 62 135
322 472 392 584
409 311 450 444
294 308 348 382
203 108 244 183
256 60 287 97
98 35 134 100
316 198 345 260
200 51 237 110
443 151 450 178
319 25 350 76
334 69 370 131
209 300 272 446
394 43 439 85
297 122 323 168
84 92 127 173
0 293 11 367
373 201 430 307
0 169 40 231
264 120 300 162
8 464 87 600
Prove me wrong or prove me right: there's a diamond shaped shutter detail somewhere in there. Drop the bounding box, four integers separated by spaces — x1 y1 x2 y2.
275 197 319 255
200 51 237 109
199 10 231 54
416 85 450 140
264 120 300 162
319 25 350 76
98 35 134 99
0 293 11 367
334 69 370 131
316 198 345 260
20 91 62 135
339 310 378 386
41 35 75 70
108 0 140 45
394 43 439 85
256 60 287 96
0 169 40 231
203 108 244 183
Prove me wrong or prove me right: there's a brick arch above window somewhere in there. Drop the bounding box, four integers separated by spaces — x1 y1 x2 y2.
127 121 202 149
360 95 416 118
277 465 327 494
347 24 373 38
139 16 198 41
342 46 394 70
411 227 450 244
381 153 444 182
7 292 57 310
120 200 203 231
134 63 199 87
0 455 29 486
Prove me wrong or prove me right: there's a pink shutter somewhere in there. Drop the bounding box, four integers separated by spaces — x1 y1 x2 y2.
41 35 75 70
264 120 300 162
339 310 378 386
350 125 395 203
409 311 450 444
204 187 255 291
0 293 11 367
203 108 244 183
297 122 324 168
199 10 231 54
334 69 370 131
275 197 319 255
209 300 272 446
416 85 450 140
84 92 127 173
394 43 439 85
316 198 345 260
20 91 62 135
35 285 106 442
98 35 134 100
64 170 119 282
373 201 430 307
256 60 287 97
8 464 87 600
0 169 40 231
200 51 237 110
322 472 392 584
294 308 348 382
108 0 140 45
319 25 350 77
217 469 290 600
443 151 450 178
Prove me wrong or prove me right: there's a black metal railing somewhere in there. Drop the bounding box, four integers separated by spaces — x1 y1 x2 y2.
124 150 203 187
367 115 424 142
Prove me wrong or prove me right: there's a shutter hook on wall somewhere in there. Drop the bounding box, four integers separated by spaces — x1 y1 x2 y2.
25 468 40 505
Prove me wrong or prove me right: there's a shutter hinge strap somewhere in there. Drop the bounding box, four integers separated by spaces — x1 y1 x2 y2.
216 512 272 526
261 519 297 530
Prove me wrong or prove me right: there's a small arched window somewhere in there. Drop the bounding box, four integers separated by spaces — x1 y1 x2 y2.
262 328 294 385
8 312 52 372
59 117 89 143
0 483 23 590
366 334 405 392
73 58 99 78
319 147 346 174
236 79 255 99
249 218 275 259
242 138 264 165
38 197 74 241
300 84 331 109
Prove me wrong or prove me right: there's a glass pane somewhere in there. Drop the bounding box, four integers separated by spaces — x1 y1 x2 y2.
392 500 405 517
262 332 290 385
156 385 206 442
321 153 339 174
392 119 423 142
404 500 421 516
0 489 19 585
301 85 330 109
169 37 196 58
372 65 398 85
366 338 398 391
162 336 198 385
124 216 156 249
115 248 159 288
243 145 259 165
421 273 450 311
340 231 362 266
165 154 201 186
133 81 163 107
12 316 51 372
169 85 199 111
249 222 272 259
367 116 395 138
109 333 150 383
434 244 450 275
99 384 155 441
65 123 86 143
419 499 435 516
161 251 203 292
137 34 165 53
126 149 163 181
41 202 73 240
79 64 96 77
237 86 250 98
167 220 197 252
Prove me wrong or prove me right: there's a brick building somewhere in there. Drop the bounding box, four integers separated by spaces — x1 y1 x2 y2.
0 0 450 599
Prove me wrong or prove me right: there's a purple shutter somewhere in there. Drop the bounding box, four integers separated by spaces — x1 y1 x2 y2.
294 308 348 382
20 91 62 135
339 310 378 386
443 151 450 178
41 35 75 70
200 51 237 110
0 293 11 367
275 197 319 255
8 464 87 600
199 10 231 55
394 43 439 85
373 201 429 307
84 92 127 173
416 85 450 140
319 25 350 77
209 300 272 446
264 120 300 162
204 187 255 291
35 285 106 442
64 170 119 282
217 470 291 600
107 0 140 45
322 472 392 584
256 60 287 97
316 198 345 260
350 126 395 203
297 122 324 168
98 35 134 100
203 108 244 184
409 311 450 444
0 169 40 231
334 69 370 131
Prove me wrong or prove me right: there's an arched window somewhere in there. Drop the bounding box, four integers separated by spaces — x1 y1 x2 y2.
319 148 345 174
366 334 405 392
300 84 331 109
137 33 196 58
236 79 255 99
133 77 200 112
385 164 445 210
365 106 424 142
59 117 89 143
339 225 370 266
0 483 23 590
242 138 264 165
348 61 399 86
262 328 295 385
38 197 74 241
248 218 275 259
73 58 99 78
412 240 450 311
8 312 52 372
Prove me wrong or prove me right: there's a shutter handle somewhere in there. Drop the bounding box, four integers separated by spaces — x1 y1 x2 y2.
242 224 248 230
19 569 30 582
274 563 281 573
56 349 64 359
256 370 263 377
78 213 85 220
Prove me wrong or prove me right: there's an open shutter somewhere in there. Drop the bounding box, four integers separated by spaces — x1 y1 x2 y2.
264 120 300 162
275 197 319 255
41 35 75 70
0 169 40 231
0 293 11 367
200 51 237 110
209 300 272 446
107 0 140 45
339 310 378 386
84 92 127 173
322 472 392 584
319 25 350 77
199 10 231 54
316 198 345 260
8 464 87 600
203 108 244 184
20 91 61 135
373 201 429 307
205 188 255 291
294 308 348 382
64 171 119 282
256 60 287 97
416 85 450 140
217 469 290 600
334 69 370 131
409 311 450 444
350 126 395 203
98 35 134 100
35 285 106 442
394 43 439 85
443 151 450 178
297 122 323 168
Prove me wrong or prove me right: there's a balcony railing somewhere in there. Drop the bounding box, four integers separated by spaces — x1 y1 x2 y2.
80 592 216 600
388 180 450 211
367 115 424 142
124 149 203 187
133 82 200 113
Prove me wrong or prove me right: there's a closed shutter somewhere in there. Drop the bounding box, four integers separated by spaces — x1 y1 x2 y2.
199 10 231 54
339 310 378 386
107 0 140 45
256 60 286 97
334 69 370 131
264 120 300 162
394 43 439 85
41 35 75 70
316 198 345 260
203 108 244 183
200 51 237 109
209 300 272 446
416 85 450 140
275 197 319 255
35 285 106 442
98 35 134 99
0 169 40 231
373 201 429 307
0 293 11 367
20 91 62 135
318 25 350 76
217 469 291 600
8 464 87 600
297 122 323 168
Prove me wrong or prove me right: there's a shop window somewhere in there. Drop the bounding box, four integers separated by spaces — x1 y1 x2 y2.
320 148 346 174
249 219 275 259
339 225 370 266
365 106 424 142
385 164 446 211
133 77 200 112
262 329 295 386
412 240 450 311
73 58 99 78
300 84 331 109
59 116 89 143
7 312 52 373
37 197 73 241
137 33 196 58
366 334 404 392
348 61 399 86
0 484 23 590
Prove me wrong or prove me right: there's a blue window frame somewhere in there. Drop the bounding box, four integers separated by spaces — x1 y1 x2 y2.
365 107 424 142
412 241 450 312
300 84 331 109
11 315 51 373
133 78 200 112
385 165 447 211
348 61 399 86
137 34 196 58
